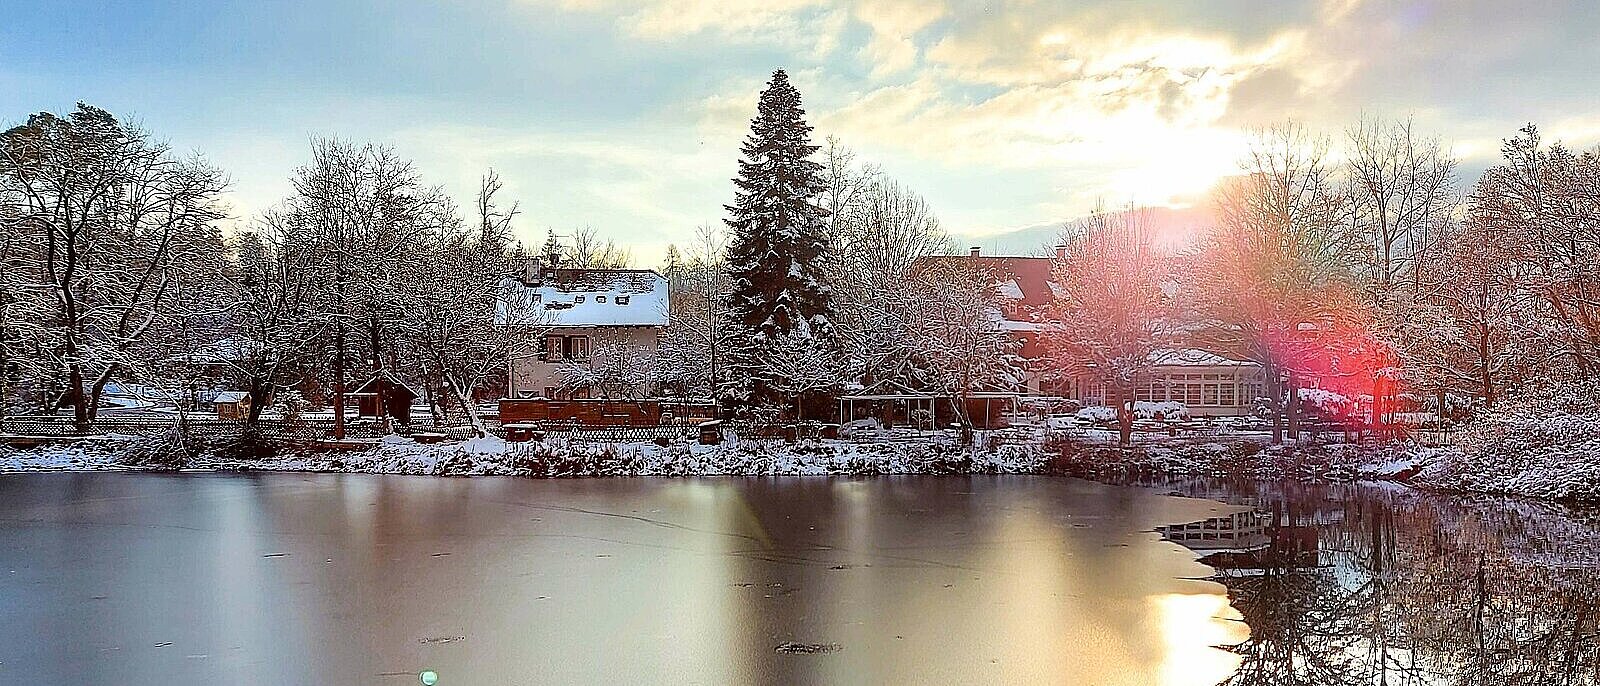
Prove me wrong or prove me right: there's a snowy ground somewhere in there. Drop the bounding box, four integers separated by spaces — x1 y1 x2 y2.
0 432 1047 478
7 406 1600 504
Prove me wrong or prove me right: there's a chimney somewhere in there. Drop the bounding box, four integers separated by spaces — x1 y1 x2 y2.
969 246 981 258
523 258 542 285
1054 244 1067 260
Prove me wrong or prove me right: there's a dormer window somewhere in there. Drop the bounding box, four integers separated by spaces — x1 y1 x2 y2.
575 295 586 303
615 295 629 305
595 295 607 303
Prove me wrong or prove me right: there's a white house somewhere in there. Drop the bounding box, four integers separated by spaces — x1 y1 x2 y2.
498 262 668 400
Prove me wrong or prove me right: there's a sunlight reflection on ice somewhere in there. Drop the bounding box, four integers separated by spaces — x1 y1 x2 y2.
1153 592 1249 685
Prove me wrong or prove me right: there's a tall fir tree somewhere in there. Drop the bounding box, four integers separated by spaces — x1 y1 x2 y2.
725 70 832 337
721 70 834 401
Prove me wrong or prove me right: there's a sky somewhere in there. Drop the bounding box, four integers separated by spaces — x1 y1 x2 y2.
5 0 1600 263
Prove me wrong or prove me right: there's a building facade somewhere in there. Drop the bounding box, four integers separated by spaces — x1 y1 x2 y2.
1061 348 1267 417
499 263 668 400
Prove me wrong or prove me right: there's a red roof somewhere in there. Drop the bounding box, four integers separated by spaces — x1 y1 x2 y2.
911 253 1056 309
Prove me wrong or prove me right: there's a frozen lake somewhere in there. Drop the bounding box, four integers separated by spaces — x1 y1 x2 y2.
0 473 1246 684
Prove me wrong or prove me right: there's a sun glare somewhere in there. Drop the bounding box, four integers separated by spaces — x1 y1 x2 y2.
1152 592 1249 686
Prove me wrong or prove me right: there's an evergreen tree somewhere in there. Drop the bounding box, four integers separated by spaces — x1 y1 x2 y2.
724 69 832 340
722 70 833 400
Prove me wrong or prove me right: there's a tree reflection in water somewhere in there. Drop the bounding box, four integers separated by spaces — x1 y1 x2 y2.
1143 478 1600 685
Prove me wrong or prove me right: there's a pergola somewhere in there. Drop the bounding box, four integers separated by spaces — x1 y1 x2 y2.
838 379 1020 430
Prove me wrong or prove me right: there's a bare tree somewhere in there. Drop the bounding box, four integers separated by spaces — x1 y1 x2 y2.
905 258 1024 439
1045 205 1180 445
563 226 633 268
222 214 327 427
403 172 542 436
0 104 227 431
1470 125 1600 377
1400 218 1541 407
289 138 446 435
556 332 654 401
1344 116 1459 299
1189 123 1355 443
659 223 731 397
758 331 843 421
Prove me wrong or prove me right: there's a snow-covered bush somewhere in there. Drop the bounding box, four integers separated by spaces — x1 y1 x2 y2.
1134 400 1189 421
1076 405 1116 423
1298 387 1355 418
1074 401 1189 423
1418 378 1600 501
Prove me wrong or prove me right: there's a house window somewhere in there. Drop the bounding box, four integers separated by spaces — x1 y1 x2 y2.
615 295 629 305
1220 385 1237 406
565 335 590 361
542 335 563 362
544 386 556 399
573 387 590 400
595 295 607 303
1202 384 1220 406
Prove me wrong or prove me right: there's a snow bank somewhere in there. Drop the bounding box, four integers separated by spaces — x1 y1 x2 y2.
0 436 140 472
4 433 1047 478
1046 434 1450 483
1416 378 1600 501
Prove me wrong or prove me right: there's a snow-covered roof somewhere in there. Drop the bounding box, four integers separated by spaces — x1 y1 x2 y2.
498 269 668 328
211 391 250 404
1151 348 1259 368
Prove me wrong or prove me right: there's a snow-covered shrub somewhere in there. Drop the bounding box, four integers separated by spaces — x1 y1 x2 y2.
1074 401 1189 423
1134 400 1188 421
1421 392 1479 422
1418 378 1600 501
271 389 307 422
1076 406 1116 423
1298 388 1355 418
118 427 201 470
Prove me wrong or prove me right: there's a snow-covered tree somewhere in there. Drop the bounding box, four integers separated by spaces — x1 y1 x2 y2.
722 69 832 399
563 226 633 269
1188 123 1356 443
1044 206 1180 446
758 331 844 421
288 138 447 434
402 171 544 436
221 215 326 426
1344 117 1458 300
815 139 951 387
556 332 655 401
0 104 227 431
659 224 731 398
1400 217 1542 408
1469 124 1600 377
905 258 1024 437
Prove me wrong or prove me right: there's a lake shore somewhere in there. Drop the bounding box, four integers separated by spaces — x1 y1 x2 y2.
6 428 1593 503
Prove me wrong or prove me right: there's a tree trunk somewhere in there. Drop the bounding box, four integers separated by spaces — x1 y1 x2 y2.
370 314 389 433
333 322 346 440
445 371 486 438
1269 370 1284 445
1114 383 1133 447
1286 373 1300 442
86 365 116 426
68 362 88 434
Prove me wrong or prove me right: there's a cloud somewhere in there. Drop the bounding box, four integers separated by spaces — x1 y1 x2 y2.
220 0 1600 255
